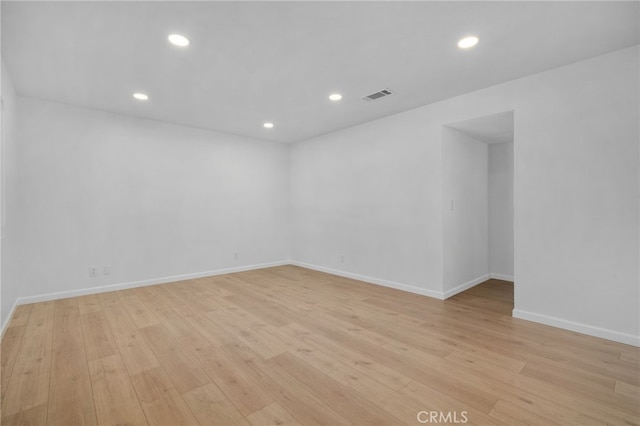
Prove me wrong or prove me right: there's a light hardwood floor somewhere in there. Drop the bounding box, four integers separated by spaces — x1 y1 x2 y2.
1 265 638 425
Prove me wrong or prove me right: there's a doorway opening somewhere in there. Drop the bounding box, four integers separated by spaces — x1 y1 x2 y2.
442 111 514 312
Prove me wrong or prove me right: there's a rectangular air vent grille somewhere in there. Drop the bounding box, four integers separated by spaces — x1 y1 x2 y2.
362 88 393 101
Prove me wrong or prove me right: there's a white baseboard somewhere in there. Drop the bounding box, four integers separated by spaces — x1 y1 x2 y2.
513 309 640 347
290 260 445 300
443 274 490 299
4 260 637 348
1 260 289 336
1 302 19 338
489 273 514 282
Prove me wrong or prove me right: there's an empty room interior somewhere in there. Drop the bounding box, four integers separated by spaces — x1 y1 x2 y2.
1 1 639 425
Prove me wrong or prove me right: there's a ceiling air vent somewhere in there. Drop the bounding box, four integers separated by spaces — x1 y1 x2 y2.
362 88 393 101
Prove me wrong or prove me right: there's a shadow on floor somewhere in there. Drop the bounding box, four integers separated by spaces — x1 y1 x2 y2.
447 279 514 316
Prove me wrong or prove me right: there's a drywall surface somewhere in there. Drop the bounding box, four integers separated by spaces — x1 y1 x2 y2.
442 128 489 293
511 46 639 343
289 107 443 294
290 46 639 343
1 61 18 328
2 97 289 326
489 142 514 279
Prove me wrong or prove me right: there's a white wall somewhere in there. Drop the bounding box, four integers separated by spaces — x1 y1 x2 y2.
489 142 514 280
289 108 443 297
512 47 638 344
442 128 489 294
290 46 639 344
1 97 289 327
1 60 18 328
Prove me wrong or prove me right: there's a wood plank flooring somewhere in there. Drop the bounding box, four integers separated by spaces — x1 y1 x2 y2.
1 266 638 425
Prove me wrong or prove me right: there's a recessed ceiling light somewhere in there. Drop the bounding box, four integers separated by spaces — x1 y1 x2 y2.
133 93 149 101
329 93 343 101
263 122 274 129
168 34 190 47
458 36 479 49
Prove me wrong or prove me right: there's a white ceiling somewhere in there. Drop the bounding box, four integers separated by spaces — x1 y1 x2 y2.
2 1 638 144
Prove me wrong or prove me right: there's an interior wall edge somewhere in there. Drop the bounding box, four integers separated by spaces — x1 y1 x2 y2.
489 273 514 282
290 260 445 300
442 274 490 299
512 308 640 347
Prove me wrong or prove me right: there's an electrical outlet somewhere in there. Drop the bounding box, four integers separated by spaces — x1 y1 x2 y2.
234 252 239 261
340 255 345 264
103 265 112 275
88 266 98 278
